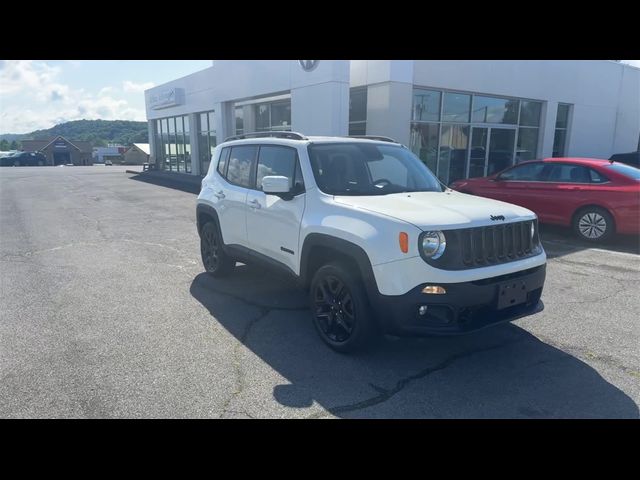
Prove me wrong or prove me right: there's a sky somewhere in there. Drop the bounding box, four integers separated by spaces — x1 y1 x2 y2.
1 60 639 134
0 60 211 134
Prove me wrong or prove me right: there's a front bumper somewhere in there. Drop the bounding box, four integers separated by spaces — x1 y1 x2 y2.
369 264 546 336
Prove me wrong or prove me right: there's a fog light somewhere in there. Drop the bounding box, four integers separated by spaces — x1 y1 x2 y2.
422 285 446 295
418 305 428 316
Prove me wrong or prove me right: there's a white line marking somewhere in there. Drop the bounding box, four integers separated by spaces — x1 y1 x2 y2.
543 239 639 258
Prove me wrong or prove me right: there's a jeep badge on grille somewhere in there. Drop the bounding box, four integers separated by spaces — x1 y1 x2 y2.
490 215 505 221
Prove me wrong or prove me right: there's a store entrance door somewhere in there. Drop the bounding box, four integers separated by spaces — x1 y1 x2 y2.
53 152 70 165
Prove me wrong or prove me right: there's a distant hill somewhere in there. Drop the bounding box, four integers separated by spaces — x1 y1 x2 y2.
0 120 149 149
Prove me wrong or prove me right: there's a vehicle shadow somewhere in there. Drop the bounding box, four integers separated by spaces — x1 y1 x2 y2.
128 172 201 195
190 265 638 418
540 224 639 258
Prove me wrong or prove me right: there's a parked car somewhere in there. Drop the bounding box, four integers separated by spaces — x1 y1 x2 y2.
0 151 46 167
196 132 546 352
450 158 640 242
609 151 640 168
104 160 113 166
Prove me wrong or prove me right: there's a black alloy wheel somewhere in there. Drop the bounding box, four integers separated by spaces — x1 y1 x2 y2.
310 263 378 353
200 222 234 277
314 274 356 343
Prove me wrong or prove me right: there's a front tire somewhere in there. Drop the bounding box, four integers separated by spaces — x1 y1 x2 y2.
573 207 614 242
200 222 235 277
310 263 378 353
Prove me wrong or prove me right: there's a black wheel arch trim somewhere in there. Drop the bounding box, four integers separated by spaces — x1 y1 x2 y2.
196 203 225 241
299 233 380 297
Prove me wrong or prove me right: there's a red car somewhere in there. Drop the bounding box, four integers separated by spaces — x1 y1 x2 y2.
450 158 640 242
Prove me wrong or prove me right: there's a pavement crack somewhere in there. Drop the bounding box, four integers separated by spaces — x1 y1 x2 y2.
218 306 272 419
558 287 632 304
308 338 525 418
531 334 640 378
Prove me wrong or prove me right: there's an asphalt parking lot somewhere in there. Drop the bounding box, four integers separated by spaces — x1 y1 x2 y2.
1 165 638 418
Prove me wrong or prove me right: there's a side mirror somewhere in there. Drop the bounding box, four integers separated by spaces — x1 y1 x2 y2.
262 175 291 195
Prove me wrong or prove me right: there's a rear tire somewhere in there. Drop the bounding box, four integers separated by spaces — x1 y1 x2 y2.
572 207 614 242
310 263 379 353
200 222 235 277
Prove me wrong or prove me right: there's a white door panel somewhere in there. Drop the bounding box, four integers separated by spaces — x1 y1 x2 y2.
246 191 305 273
216 181 249 246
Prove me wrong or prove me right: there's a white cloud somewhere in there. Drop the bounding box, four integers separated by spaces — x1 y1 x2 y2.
0 60 61 96
0 60 146 133
98 86 115 96
620 60 640 68
123 80 155 93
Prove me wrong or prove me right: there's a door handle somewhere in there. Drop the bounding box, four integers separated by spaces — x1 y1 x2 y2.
249 199 261 209
214 190 225 199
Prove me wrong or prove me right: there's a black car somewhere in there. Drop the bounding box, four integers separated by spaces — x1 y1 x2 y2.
0 152 47 166
609 151 640 168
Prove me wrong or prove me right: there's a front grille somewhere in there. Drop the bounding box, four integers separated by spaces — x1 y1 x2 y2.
422 219 541 270
460 220 536 267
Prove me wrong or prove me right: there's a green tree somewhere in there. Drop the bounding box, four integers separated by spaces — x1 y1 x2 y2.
10 140 19 150
0 139 9 151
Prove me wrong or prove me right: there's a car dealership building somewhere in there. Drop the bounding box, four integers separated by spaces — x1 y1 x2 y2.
144 60 640 185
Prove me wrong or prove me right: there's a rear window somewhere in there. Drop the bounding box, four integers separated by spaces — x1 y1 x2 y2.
605 163 640 180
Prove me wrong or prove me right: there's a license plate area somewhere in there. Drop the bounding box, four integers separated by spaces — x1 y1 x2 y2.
497 280 528 310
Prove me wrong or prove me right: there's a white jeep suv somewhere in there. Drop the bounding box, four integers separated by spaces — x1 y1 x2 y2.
196 132 546 352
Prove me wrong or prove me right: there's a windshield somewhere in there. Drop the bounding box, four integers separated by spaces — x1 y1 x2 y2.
605 163 640 180
308 143 443 195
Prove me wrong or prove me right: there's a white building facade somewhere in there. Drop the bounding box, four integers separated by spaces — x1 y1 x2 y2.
144 60 640 185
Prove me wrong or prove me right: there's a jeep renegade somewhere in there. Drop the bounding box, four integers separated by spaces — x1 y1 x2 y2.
196 132 546 352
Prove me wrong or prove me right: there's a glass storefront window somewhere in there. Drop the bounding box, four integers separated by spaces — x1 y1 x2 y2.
516 127 539 162
556 104 570 129
413 89 441 122
349 122 366 135
553 103 571 157
553 129 567 157
471 96 519 124
410 123 439 174
438 124 469 184
411 87 548 181
271 102 291 130
349 88 367 123
235 107 244 135
442 92 471 123
255 104 270 131
198 110 216 174
184 116 191 173
200 113 208 132
519 101 542 127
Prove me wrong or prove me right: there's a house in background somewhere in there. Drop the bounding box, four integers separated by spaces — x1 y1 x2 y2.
92 144 126 164
21 136 93 166
123 143 150 165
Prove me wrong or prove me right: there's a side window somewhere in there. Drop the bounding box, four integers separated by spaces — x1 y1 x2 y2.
589 169 608 183
547 164 591 183
293 159 305 193
498 162 545 181
255 146 298 191
217 147 230 176
227 145 257 188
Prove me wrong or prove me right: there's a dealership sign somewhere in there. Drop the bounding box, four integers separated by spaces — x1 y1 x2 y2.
149 88 184 110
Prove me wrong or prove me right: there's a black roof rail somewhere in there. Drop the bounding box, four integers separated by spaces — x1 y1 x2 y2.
223 131 307 142
346 135 398 143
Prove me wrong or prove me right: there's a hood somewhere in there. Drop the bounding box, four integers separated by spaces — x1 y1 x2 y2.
333 191 535 230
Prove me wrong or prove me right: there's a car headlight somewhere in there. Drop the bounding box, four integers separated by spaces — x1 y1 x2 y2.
531 221 535 240
420 231 446 260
